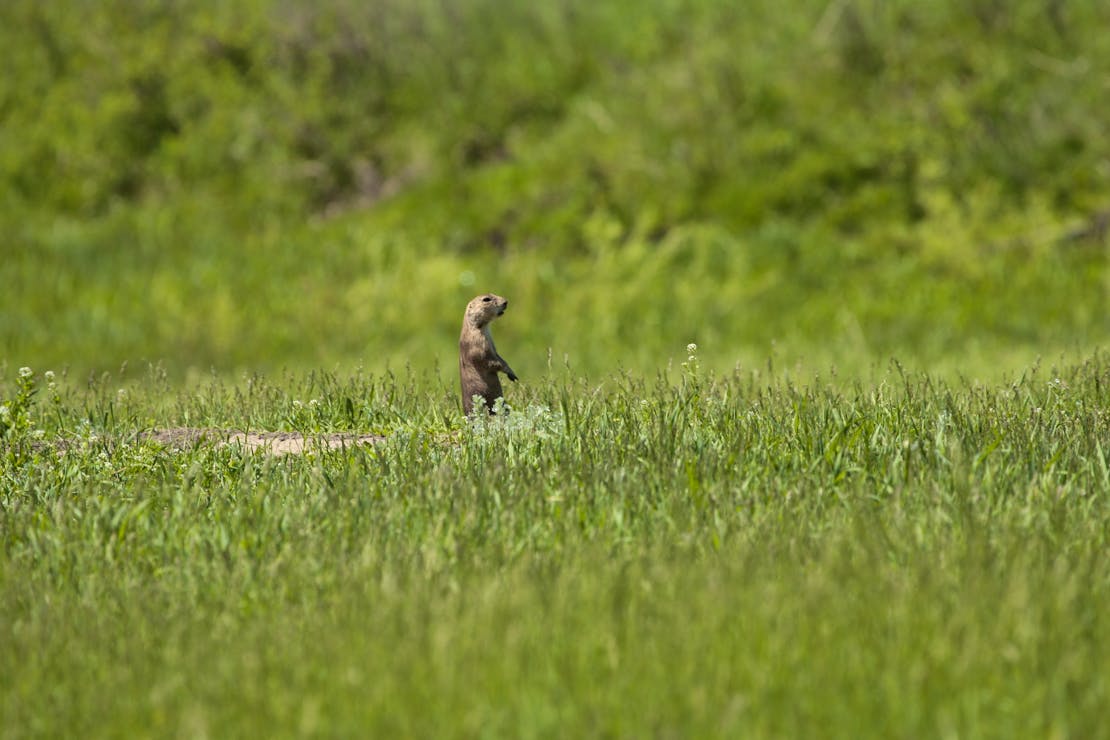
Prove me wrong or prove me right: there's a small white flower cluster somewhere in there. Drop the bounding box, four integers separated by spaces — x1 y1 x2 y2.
44 371 61 404
466 403 562 440
75 419 99 443
681 342 700 376
19 366 33 379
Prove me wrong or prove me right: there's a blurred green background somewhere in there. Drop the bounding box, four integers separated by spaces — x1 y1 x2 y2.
2 0 1108 382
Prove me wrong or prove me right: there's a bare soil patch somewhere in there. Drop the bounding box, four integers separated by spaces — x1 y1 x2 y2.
140 428 385 456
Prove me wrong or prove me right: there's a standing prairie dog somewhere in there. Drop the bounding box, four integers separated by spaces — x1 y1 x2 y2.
459 293 518 415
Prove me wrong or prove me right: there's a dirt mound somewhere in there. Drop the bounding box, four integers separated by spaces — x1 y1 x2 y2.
141 428 385 456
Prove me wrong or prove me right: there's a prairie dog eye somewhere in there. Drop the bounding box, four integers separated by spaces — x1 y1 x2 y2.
482 296 493 302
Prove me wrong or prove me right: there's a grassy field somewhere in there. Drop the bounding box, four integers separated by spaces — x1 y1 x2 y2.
3 0 1110 736
3 354 1110 737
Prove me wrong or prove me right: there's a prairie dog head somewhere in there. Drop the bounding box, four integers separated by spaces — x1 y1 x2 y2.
464 293 509 328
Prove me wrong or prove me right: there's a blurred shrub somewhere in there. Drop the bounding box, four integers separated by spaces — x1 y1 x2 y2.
0 0 1107 376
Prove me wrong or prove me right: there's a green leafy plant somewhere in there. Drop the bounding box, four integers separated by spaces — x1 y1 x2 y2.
0 367 45 466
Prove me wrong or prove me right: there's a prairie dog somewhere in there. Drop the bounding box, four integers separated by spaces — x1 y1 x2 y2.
459 293 517 415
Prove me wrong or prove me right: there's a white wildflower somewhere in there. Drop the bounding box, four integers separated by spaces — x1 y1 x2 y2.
19 367 32 379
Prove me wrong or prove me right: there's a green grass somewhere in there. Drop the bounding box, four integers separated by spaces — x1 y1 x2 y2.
2 1 1110 735
3 353 1109 737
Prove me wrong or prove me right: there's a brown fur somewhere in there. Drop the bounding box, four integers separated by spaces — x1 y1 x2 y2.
459 293 517 415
